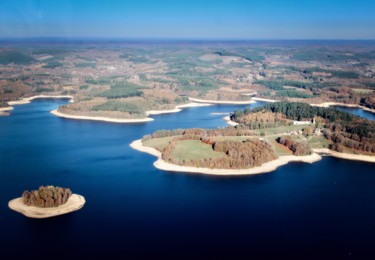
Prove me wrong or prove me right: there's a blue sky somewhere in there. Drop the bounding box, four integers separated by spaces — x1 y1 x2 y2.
1 0 375 39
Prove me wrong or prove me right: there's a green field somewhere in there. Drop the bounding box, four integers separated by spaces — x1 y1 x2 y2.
352 88 374 94
210 136 253 142
308 135 330 149
143 136 179 151
171 140 225 161
252 124 311 136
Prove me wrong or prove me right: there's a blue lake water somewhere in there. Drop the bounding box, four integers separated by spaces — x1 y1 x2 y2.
335 106 375 121
1 99 375 258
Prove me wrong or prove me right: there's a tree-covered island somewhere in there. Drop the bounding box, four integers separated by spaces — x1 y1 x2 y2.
8 186 86 218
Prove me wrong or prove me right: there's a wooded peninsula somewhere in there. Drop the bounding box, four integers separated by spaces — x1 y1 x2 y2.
133 102 375 175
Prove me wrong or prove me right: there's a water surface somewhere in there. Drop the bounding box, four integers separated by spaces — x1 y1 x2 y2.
0 100 375 258
335 106 375 120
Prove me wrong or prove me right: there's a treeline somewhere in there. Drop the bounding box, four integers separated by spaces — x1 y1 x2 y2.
42 61 63 69
233 102 375 154
22 186 72 208
254 80 315 90
277 90 313 99
32 48 69 55
0 50 35 65
230 111 290 129
162 138 277 169
214 50 265 62
302 67 360 79
276 136 312 156
75 62 96 68
92 101 145 116
234 102 353 122
324 129 375 153
360 95 375 110
98 82 144 99
145 128 256 140
254 80 316 98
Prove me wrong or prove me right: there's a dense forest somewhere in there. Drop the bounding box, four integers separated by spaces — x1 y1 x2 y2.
143 127 256 140
22 186 72 208
276 136 312 156
232 102 375 154
229 110 290 129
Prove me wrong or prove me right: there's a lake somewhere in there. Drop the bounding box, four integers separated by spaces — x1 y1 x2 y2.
335 106 375 121
1 99 375 258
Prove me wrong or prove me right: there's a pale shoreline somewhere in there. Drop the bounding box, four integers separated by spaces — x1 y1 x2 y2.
130 139 323 176
223 115 239 126
189 97 256 104
311 102 375 114
8 194 85 218
0 106 14 115
251 97 278 103
4 95 374 127
51 102 212 123
7 95 74 106
51 109 155 123
145 102 212 115
313 148 375 163
0 106 14 112
4 94 212 123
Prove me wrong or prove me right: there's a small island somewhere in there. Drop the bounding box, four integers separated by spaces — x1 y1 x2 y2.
8 185 85 218
131 102 375 176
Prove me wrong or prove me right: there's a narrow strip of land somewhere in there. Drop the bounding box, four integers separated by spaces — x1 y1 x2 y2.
189 97 255 104
7 95 74 105
313 149 375 163
145 102 211 115
251 97 278 103
311 102 375 114
51 109 154 123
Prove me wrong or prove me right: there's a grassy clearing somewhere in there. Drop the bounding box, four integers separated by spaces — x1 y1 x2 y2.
143 136 180 151
211 136 253 142
352 88 374 94
308 135 330 149
252 124 310 136
171 140 225 161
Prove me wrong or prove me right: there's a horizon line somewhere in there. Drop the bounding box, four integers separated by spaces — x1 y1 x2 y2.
1 36 375 42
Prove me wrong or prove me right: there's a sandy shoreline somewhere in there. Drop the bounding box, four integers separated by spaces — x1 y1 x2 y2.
0 106 14 115
52 102 212 123
251 97 278 103
223 115 239 126
4 95 211 123
0 106 14 112
130 139 322 176
145 102 211 115
313 148 375 163
8 194 85 218
188 97 255 104
311 102 375 114
51 109 154 123
211 112 230 115
8 95 74 106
